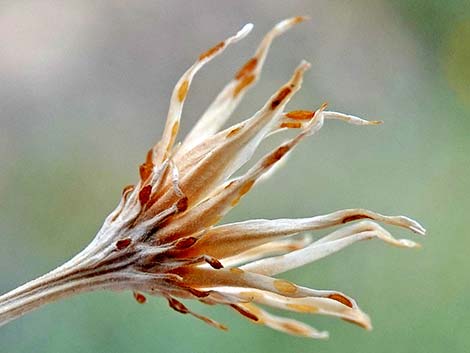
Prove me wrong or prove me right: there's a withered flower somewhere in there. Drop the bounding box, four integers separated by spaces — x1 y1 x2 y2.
0 17 425 338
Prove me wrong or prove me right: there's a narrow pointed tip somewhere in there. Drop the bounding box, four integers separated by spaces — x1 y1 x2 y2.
370 120 384 125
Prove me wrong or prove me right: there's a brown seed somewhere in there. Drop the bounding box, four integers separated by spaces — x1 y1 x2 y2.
286 303 318 313
175 236 198 249
199 41 225 60
262 145 290 168
281 321 310 336
280 122 302 129
115 238 132 250
176 196 189 212
233 74 255 97
177 80 189 102
270 87 291 109
285 110 315 120
230 304 259 321
274 279 297 294
328 293 353 308
133 291 147 304
341 214 372 224
139 185 152 206
235 57 258 80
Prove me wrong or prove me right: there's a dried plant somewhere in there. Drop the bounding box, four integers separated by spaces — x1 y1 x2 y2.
0 17 425 338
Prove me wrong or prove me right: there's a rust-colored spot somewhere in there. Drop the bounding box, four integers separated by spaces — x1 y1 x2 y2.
280 122 302 129
230 195 242 207
230 180 254 206
233 74 255 97
177 80 189 102
240 180 255 196
270 87 292 109
115 238 132 250
176 196 188 212
205 256 224 269
235 57 258 79
282 321 309 336
230 304 259 322
285 110 315 120
139 162 153 182
139 185 152 206
199 41 225 60
273 279 297 294
168 297 189 314
175 236 197 249
328 293 353 308
171 121 180 138
229 267 244 274
286 303 318 313
341 214 372 224
262 145 290 168
133 291 147 304
226 126 242 138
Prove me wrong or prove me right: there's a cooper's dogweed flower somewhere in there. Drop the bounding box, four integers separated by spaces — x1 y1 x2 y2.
0 17 425 339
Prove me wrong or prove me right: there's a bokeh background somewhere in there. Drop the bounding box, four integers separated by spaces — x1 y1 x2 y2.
1 1 469 352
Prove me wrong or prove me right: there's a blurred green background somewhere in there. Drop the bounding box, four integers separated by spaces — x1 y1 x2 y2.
1 1 469 352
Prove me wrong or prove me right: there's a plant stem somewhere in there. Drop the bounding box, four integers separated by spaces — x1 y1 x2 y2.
0 253 129 327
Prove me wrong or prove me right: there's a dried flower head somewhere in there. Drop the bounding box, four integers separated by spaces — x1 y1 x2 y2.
0 17 425 339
